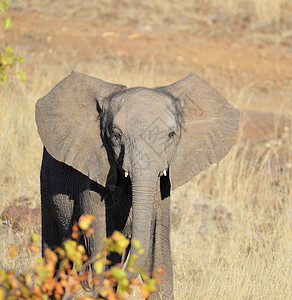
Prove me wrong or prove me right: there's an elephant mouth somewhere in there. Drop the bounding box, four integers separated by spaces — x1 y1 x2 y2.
119 166 169 178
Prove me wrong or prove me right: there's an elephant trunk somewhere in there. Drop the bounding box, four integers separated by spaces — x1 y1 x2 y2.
129 172 157 276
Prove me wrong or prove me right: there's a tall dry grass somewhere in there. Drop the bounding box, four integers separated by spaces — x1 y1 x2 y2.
171 133 292 298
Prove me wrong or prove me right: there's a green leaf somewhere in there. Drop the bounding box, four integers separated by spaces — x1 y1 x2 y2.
5 47 13 54
63 240 83 268
15 71 27 82
0 269 7 281
136 265 149 280
110 266 126 280
117 278 129 295
16 56 24 63
93 260 103 275
0 287 6 299
0 3 4 13
21 284 30 297
95 253 102 260
147 278 157 292
138 248 144 254
35 264 49 285
1 55 7 66
78 214 95 231
112 231 129 251
3 0 10 10
131 239 141 249
119 277 129 288
63 239 77 253
36 257 45 264
31 233 41 243
127 253 138 272
7 54 14 65
0 72 7 84
4 17 11 29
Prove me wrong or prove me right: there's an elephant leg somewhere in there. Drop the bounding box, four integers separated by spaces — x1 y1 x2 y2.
41 189 74 256
79 187 108 295
42 193 75 281
41 150 76 256
79 189 107 259
41 196 63 256
52 194 75 238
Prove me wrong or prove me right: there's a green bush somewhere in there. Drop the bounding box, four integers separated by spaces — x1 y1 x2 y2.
0 215 163 299
0 0 26 87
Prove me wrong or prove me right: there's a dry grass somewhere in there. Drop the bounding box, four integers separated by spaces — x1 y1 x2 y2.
12 0 292 30
1 0 292 299
171 132 292 299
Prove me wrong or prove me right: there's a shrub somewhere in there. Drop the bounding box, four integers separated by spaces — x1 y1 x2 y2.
0 215 162 299
0 0 26 87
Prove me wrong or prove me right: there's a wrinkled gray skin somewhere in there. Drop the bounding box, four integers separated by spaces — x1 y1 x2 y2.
36 72 239 299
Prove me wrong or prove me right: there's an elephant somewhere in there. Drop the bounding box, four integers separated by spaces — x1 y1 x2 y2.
35 71 239 299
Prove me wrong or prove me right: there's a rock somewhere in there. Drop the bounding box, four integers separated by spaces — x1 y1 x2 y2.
1 205 41 232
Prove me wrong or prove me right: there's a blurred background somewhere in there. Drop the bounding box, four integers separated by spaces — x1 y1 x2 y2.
0 1 291 298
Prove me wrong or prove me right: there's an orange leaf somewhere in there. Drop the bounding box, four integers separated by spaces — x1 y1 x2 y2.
71 232 79 239
0 287 6 300
54 282 65 297
13 289 21 297
32 284 42 296
9 245 17 258
45 248 58 264
8 276 18 289
28 243 40 253
42 277 57 293
140 283 150 298
72 223 79 232
59 270 67 279
85 227 94 237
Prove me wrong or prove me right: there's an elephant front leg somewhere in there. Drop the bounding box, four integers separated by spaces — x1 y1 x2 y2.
79 189 107 260
145 195 174 300
78 188 108 296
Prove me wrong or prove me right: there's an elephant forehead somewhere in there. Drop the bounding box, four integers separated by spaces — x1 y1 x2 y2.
112 88 177 129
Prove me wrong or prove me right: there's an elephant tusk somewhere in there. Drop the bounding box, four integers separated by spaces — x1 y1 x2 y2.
125 171 128 177
163 169 167 176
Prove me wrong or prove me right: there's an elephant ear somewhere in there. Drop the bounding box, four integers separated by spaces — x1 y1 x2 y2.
156 73 239 190
35 71 127 187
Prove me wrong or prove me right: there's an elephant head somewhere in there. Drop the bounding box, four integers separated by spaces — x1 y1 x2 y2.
36 71 239 272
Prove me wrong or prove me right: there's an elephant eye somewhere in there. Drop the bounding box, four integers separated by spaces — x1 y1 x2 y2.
112 131 121 142
168 131 175 139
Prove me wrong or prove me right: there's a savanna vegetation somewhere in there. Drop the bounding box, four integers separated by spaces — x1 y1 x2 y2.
0 0 291 299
